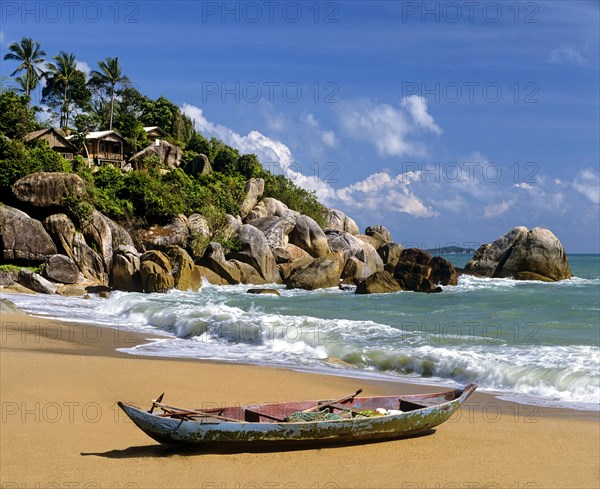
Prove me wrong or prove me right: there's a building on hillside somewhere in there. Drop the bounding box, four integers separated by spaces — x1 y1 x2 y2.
67 130 129 165
24 128 79 160
144 126 168 143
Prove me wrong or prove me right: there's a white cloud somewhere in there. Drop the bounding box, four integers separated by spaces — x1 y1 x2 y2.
76 60 91 76
335 96 441 157
514 182 533 190
0 31 5 46
179 104 598 229
321 131 337 147
301 112 338 148
402 95 442 134
483 199 516 219
572 169 600 204
336 171 439 218
549 46 589 67
181 103 335 199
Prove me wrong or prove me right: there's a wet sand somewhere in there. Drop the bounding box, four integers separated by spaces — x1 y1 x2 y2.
1 311 598 489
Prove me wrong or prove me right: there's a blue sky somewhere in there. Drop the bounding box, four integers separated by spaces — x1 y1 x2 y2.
1 0 599 252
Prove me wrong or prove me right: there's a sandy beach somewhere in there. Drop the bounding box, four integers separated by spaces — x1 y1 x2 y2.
1 309 598 489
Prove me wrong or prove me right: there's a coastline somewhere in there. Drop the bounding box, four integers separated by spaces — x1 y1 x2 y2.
1 310 598 489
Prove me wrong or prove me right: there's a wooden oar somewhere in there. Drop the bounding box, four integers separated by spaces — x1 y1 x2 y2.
302 389 363 413
152 401 248 423
148 393 164 414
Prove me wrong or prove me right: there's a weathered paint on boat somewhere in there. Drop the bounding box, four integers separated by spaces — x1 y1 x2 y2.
119 383 477 447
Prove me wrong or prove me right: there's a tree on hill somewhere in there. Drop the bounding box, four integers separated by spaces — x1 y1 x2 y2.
42 52 91 128
139 95 194 145
112 86 149 151
0 89 36 140
89 57 129 130
3 37 46 110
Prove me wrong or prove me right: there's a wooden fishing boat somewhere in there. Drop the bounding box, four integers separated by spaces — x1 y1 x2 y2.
119 383 477 447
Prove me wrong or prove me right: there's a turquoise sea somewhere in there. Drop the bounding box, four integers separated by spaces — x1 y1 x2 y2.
6 254 599 411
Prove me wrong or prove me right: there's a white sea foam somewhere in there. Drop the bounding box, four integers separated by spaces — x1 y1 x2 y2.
3 269 599 411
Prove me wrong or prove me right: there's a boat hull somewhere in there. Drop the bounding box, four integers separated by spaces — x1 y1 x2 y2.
119 384 477 447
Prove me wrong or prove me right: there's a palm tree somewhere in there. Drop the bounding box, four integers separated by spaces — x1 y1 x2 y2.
89 57 129 130
3 37 46 109
15 73 38 96
45 52 78 128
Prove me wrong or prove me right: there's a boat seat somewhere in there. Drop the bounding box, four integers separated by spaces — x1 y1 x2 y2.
398 399 426 411
244 409 285 422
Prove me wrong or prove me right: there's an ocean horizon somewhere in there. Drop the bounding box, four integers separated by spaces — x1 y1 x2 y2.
4 253 599 412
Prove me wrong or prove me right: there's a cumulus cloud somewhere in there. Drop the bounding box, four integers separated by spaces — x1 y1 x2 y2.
76 60 91 76
336 171 438 218
335 95 441 157
572 169 600 204
181 103 334 199
181 103 438 218
180 103 598 233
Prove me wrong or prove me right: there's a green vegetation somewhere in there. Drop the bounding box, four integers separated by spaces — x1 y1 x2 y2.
0 264 43 274
3 37 46 110
0 36 329 237
0 136 72 191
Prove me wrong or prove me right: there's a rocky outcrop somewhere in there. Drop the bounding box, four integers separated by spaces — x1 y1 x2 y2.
247 288 280 296
264 198 298 218
393 248 456 292
187 213 211 252
11 172 85 208
56 284 87 297
139 215 189 250
43 214 107 284
466 227 571 281
110 245 142 292
0 298 22 314
199 242 242 285
290 215 330 258
130 140 182 169
365 225 392 245
0 269 18 286
228 225 280 283
286 251 344 290
230 259 266 285
73 210 134 277
357 234 383 251
44 254 79 284
195 265 228 286
341 256 374 282
326 209 359 235
355 271 402 295
246 201 268 221
277 244 314 281
240 178 265 219
183 153 212 176
213 214 242 246
248 215 296 252
166 246 201 292
105 215 135 249
429 256 458 286
1 206 57 261
464 227 527 277
378 242 404 273
327 231 384 276
18 269 57 294
139 250 174 293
